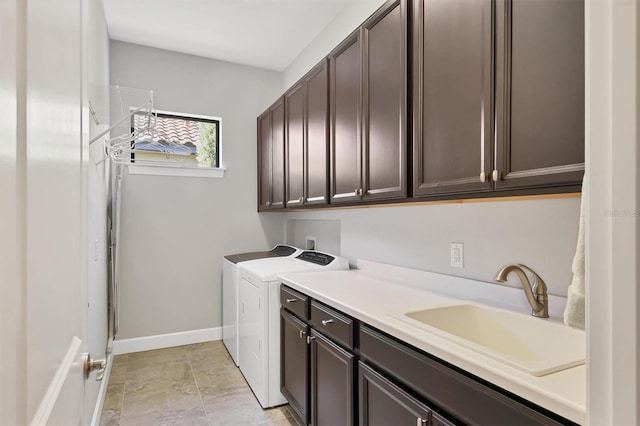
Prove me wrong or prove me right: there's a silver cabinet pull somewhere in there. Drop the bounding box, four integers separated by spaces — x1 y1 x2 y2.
480 171 487 183
286 298 296 303
306 335 316 344
416 417 428 426
299 197 304 203
265 201 271 207
299 330 306 339
492 170 501 181
321 319 334 326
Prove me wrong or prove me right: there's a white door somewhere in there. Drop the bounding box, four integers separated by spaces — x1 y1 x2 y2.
0 0 98 424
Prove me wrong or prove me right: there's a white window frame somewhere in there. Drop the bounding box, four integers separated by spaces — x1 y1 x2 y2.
127 109 226 178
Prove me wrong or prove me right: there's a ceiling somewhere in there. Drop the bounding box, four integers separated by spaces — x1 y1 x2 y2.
103 0 359 71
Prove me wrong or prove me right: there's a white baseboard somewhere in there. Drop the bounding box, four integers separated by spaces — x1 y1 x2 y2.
112 327 222 355
89 353 113 426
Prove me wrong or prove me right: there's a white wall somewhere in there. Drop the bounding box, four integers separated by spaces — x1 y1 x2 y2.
285 197 580 297
0 0 24 423
84 0 110 419
286 219 341 255
110 42 285 339
283 0 386 90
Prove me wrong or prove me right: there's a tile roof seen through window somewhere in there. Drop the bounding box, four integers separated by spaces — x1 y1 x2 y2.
134 114 208 154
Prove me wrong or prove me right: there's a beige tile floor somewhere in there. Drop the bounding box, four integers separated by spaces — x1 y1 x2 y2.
100 341 303 426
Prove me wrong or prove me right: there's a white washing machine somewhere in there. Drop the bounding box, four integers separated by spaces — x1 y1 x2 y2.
237 251 349 408
222 245 302 366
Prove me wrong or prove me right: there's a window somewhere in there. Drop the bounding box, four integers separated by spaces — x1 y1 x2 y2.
131 111 221 168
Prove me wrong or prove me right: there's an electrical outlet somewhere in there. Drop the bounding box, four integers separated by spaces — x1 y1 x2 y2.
450 243 464 268
305 236 316 251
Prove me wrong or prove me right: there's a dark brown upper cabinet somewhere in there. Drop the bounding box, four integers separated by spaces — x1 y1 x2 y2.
412 0 494 197
329 29 362 204
285 83 305 208
494 0 585 189
285 60 329 208
330 0 407 205
305 62 330 206
257 110 272 211
413 0 584 198
257 97 285 211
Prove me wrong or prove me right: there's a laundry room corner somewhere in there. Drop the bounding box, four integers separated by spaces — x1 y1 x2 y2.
109 41 287 347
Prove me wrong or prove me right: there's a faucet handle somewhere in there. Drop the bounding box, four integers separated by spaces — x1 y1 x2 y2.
516 264 548 295
495 264 549 318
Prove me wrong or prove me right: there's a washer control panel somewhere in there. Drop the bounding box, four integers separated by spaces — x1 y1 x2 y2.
296 251 335 266
271 245 297 256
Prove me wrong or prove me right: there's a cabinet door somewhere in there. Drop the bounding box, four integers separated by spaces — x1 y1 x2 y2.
281 309 309 424
286 83 305 208
362 0 407 201
310 330 355 426
359 362 433 426
305 61 329 206
271 98 286 209
413 0 493 197
494 0 584 189
329 30 362 204
257 110 271 211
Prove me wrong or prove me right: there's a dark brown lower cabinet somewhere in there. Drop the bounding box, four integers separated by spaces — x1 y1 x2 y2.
359 362 453 426
280 285 577 426
310 330 355 426
281 309 309 424
359 325 573 426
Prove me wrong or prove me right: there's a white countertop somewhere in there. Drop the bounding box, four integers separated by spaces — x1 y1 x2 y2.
278 260 586 425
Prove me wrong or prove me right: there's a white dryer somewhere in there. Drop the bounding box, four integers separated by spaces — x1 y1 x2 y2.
222 245 302 366
237 251 349 408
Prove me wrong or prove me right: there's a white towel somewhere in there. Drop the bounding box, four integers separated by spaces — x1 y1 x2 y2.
564 174 586 329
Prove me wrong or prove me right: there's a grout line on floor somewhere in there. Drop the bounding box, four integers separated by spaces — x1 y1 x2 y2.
115 359 127 425
187 351 208 417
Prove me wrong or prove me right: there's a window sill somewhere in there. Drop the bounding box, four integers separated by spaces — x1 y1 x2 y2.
128 164 226 178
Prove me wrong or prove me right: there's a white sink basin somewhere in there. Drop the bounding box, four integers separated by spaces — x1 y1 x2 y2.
395 304 585 376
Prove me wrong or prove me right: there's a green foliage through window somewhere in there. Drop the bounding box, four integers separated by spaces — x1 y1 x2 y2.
197 122 217 167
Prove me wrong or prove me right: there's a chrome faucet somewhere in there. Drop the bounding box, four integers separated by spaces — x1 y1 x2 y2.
495 264 549 318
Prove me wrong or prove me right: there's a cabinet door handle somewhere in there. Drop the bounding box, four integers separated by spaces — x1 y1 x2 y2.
298 197 304 203
306 335 316 344
492 170 502 181
286 298 296 303
299 330 306 339
321 319 334 326
265 201 271 207
479 171 487 183
416 412 431 426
